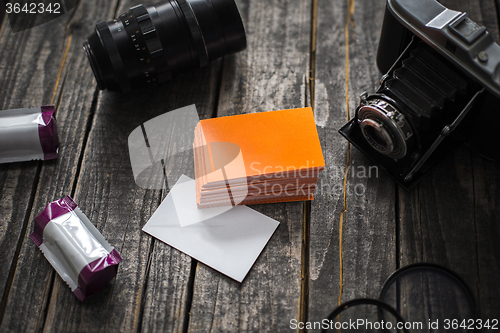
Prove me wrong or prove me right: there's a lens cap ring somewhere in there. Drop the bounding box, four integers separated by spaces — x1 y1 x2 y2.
322 298 409 333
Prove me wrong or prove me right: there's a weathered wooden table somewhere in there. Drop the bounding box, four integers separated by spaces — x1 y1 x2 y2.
0 0 499 331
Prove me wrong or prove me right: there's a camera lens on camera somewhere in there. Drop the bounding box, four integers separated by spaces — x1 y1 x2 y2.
361 119 393 151
83 0 247 93
358 98 414 160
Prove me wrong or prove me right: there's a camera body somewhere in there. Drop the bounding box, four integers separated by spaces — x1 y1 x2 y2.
340 0 500 189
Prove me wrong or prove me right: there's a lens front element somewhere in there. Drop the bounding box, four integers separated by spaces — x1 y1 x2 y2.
357 98 413 160
360 118 394 153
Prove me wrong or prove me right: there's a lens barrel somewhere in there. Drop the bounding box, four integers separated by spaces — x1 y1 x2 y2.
357 98 413 160
83 0 247 93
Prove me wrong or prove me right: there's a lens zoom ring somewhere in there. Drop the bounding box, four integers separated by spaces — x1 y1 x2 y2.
176 0 208 67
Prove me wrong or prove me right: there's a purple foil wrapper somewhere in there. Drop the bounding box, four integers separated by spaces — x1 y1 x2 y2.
39 105 60 161
30 196 122 301
0 105 59 163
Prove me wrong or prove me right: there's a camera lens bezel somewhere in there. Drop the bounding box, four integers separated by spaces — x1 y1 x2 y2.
357 98 414 160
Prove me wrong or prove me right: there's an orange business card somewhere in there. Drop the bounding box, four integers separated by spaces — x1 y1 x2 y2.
196 107 325 185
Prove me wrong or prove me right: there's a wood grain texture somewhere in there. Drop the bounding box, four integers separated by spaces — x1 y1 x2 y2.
0 0 95 325
397 0 500 321
39 5 224 333
0 0 498 331
338 0 396 302
34 1 227 332
0 1 121 332
308 0 396 330
0 16 66 276
187 0 311 331
472 155 500 320
41 93 163 333
138 48 224 333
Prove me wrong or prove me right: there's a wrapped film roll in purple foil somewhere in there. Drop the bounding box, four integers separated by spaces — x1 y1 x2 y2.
31 196 122 301
0 105 59 163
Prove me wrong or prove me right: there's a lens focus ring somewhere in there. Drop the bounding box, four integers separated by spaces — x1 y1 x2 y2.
119 5 169 87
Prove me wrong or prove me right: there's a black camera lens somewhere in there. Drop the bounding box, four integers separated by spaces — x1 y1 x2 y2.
83 0 247 93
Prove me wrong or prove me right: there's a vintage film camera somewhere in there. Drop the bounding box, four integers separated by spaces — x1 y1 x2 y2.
340 0 500 189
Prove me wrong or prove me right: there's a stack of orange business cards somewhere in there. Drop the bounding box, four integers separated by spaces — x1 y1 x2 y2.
193 107 325 208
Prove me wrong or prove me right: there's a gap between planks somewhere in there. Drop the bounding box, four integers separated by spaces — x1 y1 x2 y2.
337 0 355 308
0 163 42 324
298 0 318 331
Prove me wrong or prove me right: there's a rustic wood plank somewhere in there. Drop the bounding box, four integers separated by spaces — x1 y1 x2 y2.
308 0 396 330
334 0 396 302
0 162 38 302
186 0 311 331
138 65 224 333
472 155 500 320
469 0 500 321
0 1 121 331
0 0 91 325
397 146 479 310
35 2 224 333
397 0 500 321
41 94 163 333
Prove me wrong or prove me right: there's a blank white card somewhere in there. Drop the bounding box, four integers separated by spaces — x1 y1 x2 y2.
142 175 280 282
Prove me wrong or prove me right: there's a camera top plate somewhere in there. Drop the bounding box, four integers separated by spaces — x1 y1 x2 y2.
385 0 500 99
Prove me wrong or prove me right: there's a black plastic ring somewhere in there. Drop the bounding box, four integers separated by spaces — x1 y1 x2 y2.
96 21 131 94
176 0 209 67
